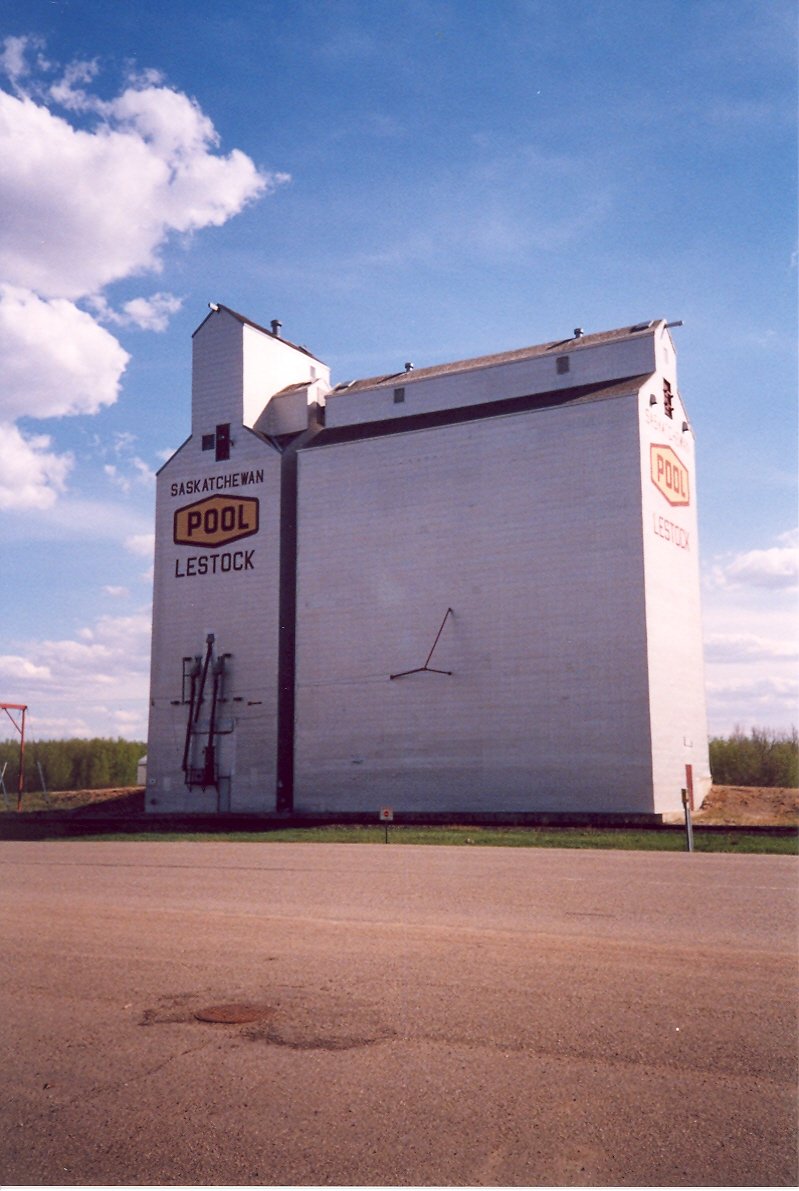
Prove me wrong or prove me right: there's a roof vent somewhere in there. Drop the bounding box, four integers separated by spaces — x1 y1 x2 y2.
270 319 282 337
404 362 414 372
573 327 584 339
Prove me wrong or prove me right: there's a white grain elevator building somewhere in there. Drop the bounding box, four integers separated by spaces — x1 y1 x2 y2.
146 306 711 818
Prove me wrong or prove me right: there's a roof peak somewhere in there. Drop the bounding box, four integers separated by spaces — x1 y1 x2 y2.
194 303 326 364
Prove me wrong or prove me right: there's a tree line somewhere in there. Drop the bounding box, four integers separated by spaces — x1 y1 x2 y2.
708 727 797 789
0 738 146 793
0 729 796 794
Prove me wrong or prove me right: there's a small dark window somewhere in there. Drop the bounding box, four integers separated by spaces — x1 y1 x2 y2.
215 422 231 461
201 433 215 451
663 380 674 419
393 387 405 404
556 355 570 374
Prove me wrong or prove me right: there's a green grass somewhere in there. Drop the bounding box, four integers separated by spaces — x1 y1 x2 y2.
3 823 794 854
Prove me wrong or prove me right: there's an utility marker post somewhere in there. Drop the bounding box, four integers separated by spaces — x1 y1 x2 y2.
681 787 694 853
379 806 394 843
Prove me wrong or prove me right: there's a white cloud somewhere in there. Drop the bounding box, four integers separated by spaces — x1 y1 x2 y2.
1 611 152 740
725 545 799 590
89 291 184 332
0 655 52 681
125 532 155 558
705 675 799 737
104 457 153 494
87 429 157 495
26 715 93 738
705 633 799 664
0 285 130 420
0 37 281 510
0 495 152 546
0 421 72 510
102 586 130 598
712 529 799 592
121 293 184 332
0 82 274 300
702 528 799 734
0 35 33 84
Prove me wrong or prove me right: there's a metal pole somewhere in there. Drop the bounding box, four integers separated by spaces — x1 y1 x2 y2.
0 762 9 810
17 706 26 812
182 665 199 781
422 607 453 669
37 761 51 807
681 788 694 853
194 635 215 723
203 663 221 788
1 705 28 812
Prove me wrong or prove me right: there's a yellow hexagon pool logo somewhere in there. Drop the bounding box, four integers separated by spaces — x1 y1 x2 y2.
650 444 690 507
174 495 259 548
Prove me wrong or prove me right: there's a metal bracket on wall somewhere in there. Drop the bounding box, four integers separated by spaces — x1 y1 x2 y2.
390 608 454 680
182 634 231 790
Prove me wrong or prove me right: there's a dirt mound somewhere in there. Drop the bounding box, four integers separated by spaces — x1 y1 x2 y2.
11 787 146 815
695 785 798 827
69 788 146 815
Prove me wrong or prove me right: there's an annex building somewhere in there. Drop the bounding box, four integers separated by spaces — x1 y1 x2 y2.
145 305 711 818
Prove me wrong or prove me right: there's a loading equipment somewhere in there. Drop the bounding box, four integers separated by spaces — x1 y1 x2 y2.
182 634 230 790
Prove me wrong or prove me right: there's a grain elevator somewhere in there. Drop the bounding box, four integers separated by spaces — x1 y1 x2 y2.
146 306 711 818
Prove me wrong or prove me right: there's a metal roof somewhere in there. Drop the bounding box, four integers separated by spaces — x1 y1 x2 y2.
193 303 326 364
331 321 666 396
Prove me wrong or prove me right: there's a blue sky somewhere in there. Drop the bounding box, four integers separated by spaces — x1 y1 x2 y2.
0 0 796 742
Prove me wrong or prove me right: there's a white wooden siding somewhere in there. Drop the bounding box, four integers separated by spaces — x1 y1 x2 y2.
325 335 656 428
294 391 655 813
147 312 710 817
637 381 712 810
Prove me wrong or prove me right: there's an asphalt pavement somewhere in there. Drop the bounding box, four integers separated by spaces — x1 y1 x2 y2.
0 840 796 1186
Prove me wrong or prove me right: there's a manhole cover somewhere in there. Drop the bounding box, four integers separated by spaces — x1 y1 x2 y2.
194 1003 271 1024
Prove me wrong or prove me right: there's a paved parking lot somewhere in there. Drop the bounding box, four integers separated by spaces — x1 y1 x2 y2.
0 841 796 1186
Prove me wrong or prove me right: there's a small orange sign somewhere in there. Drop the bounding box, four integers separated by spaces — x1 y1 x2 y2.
174 495 259 548
650 444 690 507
